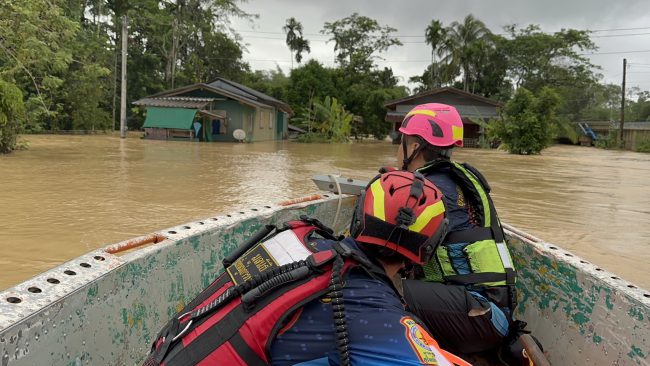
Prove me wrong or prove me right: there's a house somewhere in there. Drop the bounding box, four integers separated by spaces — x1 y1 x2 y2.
384 87 502 147
133 78 293 142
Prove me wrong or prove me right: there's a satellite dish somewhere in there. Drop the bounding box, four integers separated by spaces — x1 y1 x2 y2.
233 129 246 142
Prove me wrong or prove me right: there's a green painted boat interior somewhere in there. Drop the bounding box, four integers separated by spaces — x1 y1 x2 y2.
0 195 648 365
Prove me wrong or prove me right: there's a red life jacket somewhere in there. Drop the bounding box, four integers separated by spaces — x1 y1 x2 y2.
143 218 376 366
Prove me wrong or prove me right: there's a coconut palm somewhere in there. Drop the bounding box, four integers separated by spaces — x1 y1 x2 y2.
283 17 311 68
440 15 492 91
424 20 447 88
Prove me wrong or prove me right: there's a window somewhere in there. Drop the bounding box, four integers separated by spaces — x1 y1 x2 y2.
268 111 273 129
259 110 264 129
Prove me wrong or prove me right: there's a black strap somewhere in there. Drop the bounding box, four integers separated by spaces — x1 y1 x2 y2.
230 332 268 366
360 215 429 256
445 272 507 285
445 227 492 244
223 224 277 267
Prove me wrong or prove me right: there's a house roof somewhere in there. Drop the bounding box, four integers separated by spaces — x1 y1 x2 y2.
133 97 216 109
287 124 306 133
137 77 294 116
384 87 503 108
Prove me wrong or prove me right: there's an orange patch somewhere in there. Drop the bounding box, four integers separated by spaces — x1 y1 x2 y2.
400 317 439 365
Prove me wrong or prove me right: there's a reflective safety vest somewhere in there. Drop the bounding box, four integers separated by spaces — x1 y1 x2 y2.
418 161 517 310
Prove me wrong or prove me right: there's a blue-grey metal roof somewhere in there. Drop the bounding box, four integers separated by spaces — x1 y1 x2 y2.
207 78 292 114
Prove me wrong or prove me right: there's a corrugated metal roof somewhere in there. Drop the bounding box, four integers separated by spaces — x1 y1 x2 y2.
207 78 293 115
136 78 294 116
133 97 215 109
384 87 502 108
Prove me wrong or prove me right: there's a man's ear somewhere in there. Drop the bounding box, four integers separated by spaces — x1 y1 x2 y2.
409 142 421 155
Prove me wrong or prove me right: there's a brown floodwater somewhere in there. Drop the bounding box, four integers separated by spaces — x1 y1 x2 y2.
1 135 649 290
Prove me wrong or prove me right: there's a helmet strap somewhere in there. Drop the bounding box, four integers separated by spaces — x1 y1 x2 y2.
401 139 424 171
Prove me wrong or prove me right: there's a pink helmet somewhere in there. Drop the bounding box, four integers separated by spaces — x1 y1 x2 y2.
399 103 464 147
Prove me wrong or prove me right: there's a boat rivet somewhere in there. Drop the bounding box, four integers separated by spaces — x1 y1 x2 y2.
82 341 86 346
52 324 56 329
69 315 73 320
34 335 39 341
63 333 67 337
44 330 48 334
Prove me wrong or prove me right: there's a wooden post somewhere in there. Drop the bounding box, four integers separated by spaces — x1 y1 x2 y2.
120 15 128 139
619 58 627 147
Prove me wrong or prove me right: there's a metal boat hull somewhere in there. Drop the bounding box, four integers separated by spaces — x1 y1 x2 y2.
0 194 648 365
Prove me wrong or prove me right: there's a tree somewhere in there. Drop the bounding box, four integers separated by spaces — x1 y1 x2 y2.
0 80 25 153
503 25 596 91
322 13 402 72
424 20 447 88
0 0 78 132
283 17 311 68
488 87 560 154
287 60 340 119
439 15 492 91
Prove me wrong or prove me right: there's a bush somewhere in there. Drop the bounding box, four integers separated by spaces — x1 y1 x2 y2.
634 137 650 153
295 132 332 143
487 87 560 154
0 81 25 154
595 130 618 149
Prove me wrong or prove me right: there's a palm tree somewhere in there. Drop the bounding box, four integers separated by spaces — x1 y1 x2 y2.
283 17 311 68
440 15 492 91
424 20 446 88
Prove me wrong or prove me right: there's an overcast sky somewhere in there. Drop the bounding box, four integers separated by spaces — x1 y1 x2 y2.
230 0 650 93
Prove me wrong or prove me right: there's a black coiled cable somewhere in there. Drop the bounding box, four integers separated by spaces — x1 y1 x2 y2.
329 255 350 366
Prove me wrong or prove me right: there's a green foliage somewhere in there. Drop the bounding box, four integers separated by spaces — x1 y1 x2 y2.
488 87 560 154
0 80 25 153
295 96 353 143
322 13 402 72
595 130 619 150
283 17 311 65
440 15 493 92
634 137 650 153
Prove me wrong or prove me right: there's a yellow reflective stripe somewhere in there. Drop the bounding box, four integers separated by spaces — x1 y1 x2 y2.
452 125 463 140
409 200 445 233
369 179 386 220
406 109 437 118
454 163 491 227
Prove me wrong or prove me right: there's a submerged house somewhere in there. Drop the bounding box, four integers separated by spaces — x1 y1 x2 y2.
133 78 293 142
384 87 502 147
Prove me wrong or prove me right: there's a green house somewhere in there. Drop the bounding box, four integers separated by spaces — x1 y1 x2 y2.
133 78 293 142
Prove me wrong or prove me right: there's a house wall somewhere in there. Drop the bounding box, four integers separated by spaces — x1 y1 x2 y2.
179 89 280 142
249 107 276 142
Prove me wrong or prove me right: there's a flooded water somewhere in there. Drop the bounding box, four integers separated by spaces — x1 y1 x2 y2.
1 135 649 290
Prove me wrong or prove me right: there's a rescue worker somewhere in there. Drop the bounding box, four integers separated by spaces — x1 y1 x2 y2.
145 171 470 366
270 171 468 365
395 103 523 358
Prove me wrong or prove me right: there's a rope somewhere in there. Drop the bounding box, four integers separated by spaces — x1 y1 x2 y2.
328 174 343 231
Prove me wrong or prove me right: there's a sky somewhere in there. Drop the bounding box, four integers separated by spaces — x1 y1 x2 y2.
230 0 650 93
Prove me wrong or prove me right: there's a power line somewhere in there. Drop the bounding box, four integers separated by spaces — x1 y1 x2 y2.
581 49 650 56
234 25 650 39
592 32 650 38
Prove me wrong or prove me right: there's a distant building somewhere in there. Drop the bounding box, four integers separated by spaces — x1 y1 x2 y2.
384 87 502 147
133 78 293 142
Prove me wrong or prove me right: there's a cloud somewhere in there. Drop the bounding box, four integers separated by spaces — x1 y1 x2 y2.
231 0 650 91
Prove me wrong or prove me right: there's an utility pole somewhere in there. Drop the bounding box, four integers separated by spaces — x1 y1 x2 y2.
120 15 128 139
619 58 627 147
